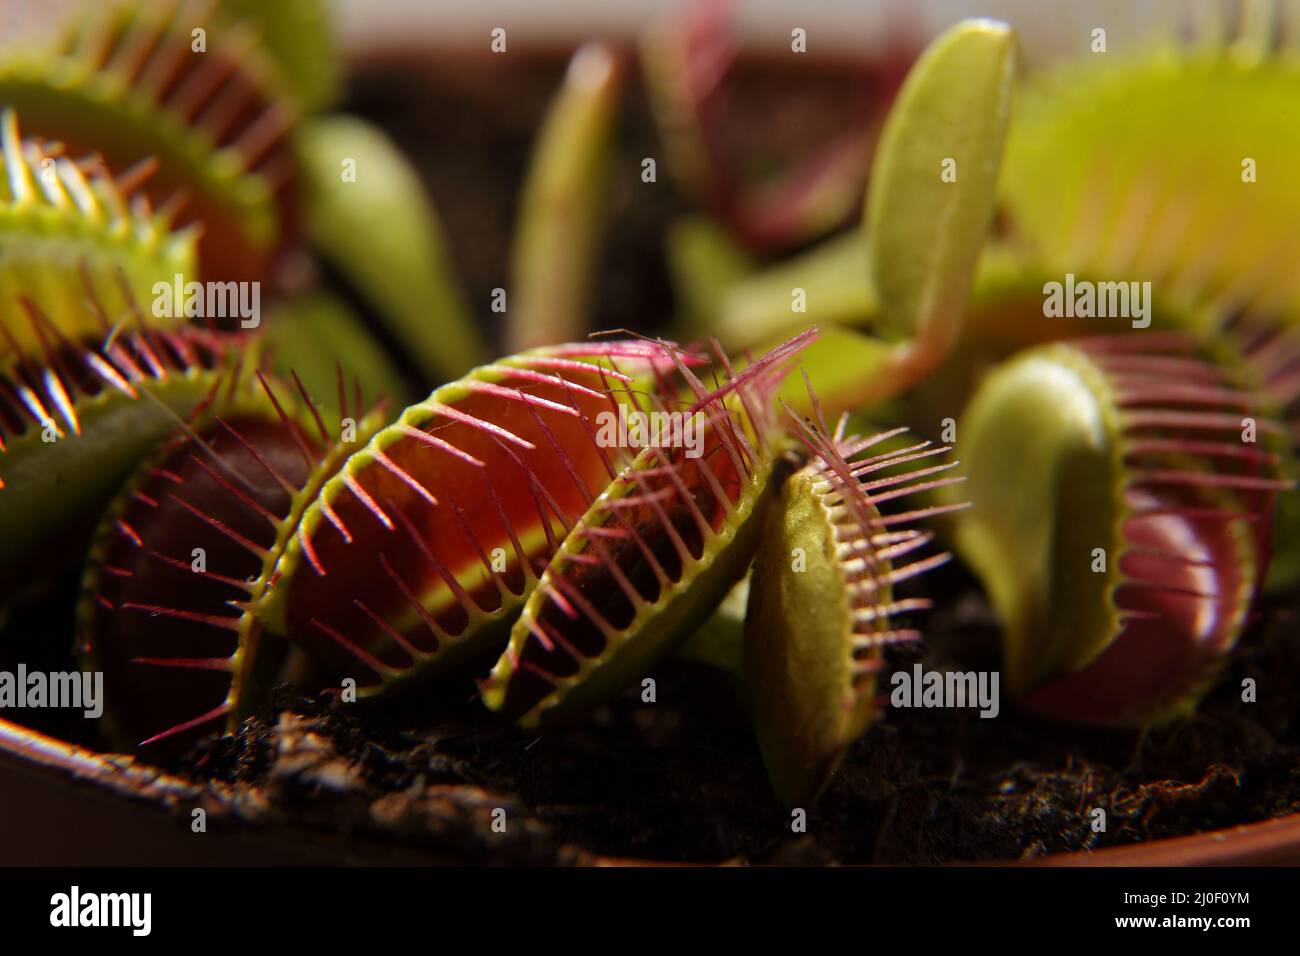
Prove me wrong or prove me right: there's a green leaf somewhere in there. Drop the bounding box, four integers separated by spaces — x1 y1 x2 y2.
674 576 750 677
299 115 487 385
264 292 412 412
776 326 899 420
716 230 874 350
953 344 1122 696
507 44 624 351
866 18 1017 366
665 216 757 341
218 0 340 111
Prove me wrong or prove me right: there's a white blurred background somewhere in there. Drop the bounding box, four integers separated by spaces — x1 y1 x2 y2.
332 0 1257 59
0 1 1283 61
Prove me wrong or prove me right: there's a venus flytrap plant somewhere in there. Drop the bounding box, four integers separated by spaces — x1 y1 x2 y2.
995 34 1300 588
953 335 1291 726
0 0 403 428
999 40 1300 323
78 330 818 754
0 0 300 281
481 330 816 726
78 363 388 754
0 108 249 596
745 377 966 807
677 18 1017 421
0 315 236 598
250 339 709 697
727 18 1300 402
507 43 625 352
6 0 1295 860
0 1 408 608
0 108 198 354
